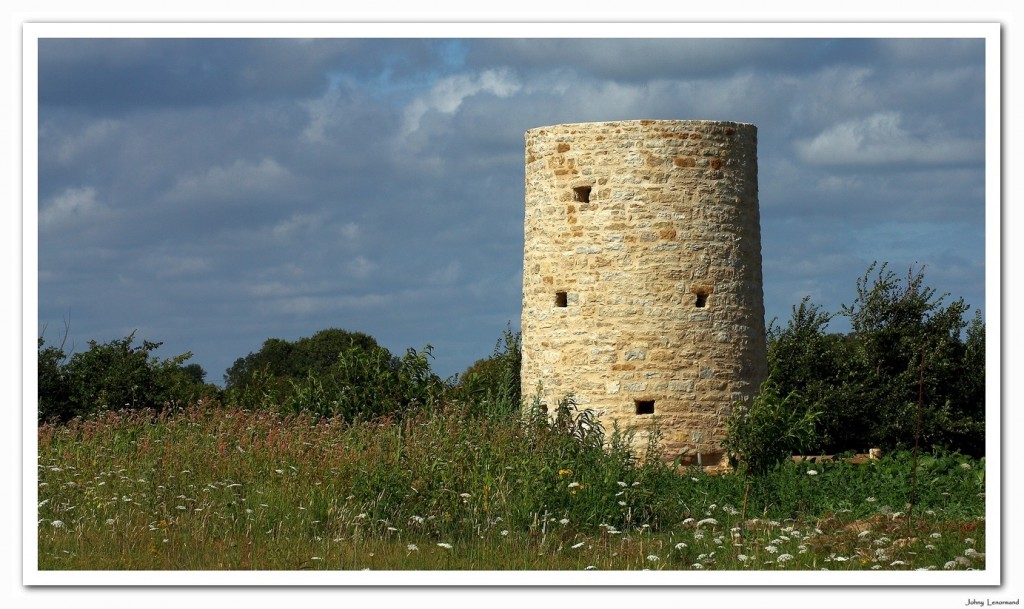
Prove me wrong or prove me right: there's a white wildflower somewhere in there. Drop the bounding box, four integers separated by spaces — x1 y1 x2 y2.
572 542 585 549
50 520 65 528
682 518 695 525
692 563 704 569
105 518 115 525
807 470 818 476
567 481 581 489
865 497 877 503
764 545 778 554
407 544 419 552
738 554 749 562
965 538 976 545
674 542 688 550
437 542 453 549
778 553 794 563
559 518 570 525
585 565 597 570
646 555 659 562
930 532 942 539
944 560 957 570
501 530 509 536
890 560 906 566
617 481 628 487
696 518 719 527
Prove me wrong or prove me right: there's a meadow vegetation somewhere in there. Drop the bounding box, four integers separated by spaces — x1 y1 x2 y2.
36 264 986 571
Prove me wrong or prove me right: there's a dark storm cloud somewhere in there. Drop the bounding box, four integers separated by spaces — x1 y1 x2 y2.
35 36 988 382
38 38 450 112
463 38 859 81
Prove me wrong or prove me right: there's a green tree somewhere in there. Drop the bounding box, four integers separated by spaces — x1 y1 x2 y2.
766 262 984 456
723 379 820 476
224 327 448 420
455 326 522 419
840 262 982 454
223 328 384 400
37 331 217 423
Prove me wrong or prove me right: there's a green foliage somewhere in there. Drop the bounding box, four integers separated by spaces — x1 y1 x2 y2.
767 262 984 456
723 379 820 476
221 326 451 421
223 327 382 393
37 331 218 423
37 402 984 570
278 344 448 421
455 326 522 419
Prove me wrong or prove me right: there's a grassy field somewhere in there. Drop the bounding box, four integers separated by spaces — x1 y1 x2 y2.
36 403 986 571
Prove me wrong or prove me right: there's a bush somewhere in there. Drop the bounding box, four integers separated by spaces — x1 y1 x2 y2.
37 331 218 423
279 344 448 421
722 379 820 476
767 262 984 456
454 326 522 419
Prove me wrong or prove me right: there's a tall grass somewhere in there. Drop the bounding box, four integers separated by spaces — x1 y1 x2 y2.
37 402 985 570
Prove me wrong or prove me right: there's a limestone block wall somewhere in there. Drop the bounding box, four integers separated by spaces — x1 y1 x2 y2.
520 120 767 466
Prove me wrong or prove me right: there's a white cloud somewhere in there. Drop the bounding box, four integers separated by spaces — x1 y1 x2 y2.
271 212 327 240
338 222 360 242
40 186 105 229
401 69 521 137
428 260 461 286
54 119 122 164
300 89 339 144
167 157 290 203
346 256 377 279
794 112 983 166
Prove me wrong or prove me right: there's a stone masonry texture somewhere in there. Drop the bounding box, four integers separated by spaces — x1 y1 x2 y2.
520 120 767 467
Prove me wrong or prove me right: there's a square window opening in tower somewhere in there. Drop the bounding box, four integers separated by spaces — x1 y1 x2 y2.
555 291 568 307
573 186 592 203
635 399 655 415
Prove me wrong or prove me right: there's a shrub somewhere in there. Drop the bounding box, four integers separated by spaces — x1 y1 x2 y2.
37 331 218 423
455 326 522 419
722 379 820 476
767 262 984 456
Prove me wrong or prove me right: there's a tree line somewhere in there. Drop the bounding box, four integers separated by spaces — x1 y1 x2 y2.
37 262 984 457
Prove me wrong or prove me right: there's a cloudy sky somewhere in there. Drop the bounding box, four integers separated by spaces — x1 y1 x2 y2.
33 29 990 384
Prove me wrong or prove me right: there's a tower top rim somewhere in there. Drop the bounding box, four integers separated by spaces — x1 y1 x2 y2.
526 119 756 135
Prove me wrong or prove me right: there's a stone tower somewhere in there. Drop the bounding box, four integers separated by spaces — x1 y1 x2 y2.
520 120 767 467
